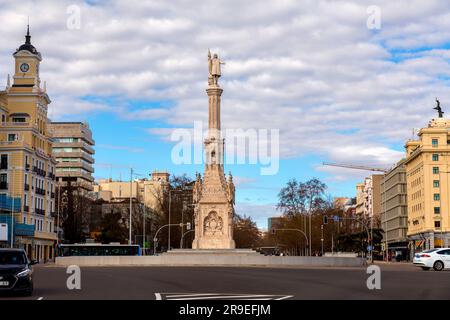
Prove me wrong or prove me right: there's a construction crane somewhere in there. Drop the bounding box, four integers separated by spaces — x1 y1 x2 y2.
322 162 389 173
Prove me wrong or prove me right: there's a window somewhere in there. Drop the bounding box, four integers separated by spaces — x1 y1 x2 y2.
7 134 17 142
432 154 439 161
432 139 438 147
433 167 439 174
12 117 26 123
435 221 441 228
434 194 440 201
433 180 440 188
0 155 7 170
437 249 450 255
434 207 441 214
1 115 5 123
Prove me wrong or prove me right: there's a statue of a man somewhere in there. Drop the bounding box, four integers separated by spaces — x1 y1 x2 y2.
208 50 225 86
434 98 444 118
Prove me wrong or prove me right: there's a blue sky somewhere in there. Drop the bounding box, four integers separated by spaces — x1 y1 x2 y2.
2 0 450 228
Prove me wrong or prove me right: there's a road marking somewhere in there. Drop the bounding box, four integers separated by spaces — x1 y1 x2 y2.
37 297 44 300
155 293 293 300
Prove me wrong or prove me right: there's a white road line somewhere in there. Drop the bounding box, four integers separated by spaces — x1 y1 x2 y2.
166 293 221 298
168 295 279 300
37 297 44 300
275 295 293 300
154 293 162 300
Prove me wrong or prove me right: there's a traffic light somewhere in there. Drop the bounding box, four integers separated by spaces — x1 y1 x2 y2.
323 216 328 225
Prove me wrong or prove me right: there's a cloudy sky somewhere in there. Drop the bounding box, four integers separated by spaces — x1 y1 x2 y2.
1 0 450 228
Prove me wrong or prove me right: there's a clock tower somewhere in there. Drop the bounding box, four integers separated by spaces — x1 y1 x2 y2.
12 25 42 90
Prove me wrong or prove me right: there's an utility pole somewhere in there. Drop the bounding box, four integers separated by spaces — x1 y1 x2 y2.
56 182 61 246
129 168 133 245
10 166 17 248
142 204 146 255
168 189 171 251
321 224 324 256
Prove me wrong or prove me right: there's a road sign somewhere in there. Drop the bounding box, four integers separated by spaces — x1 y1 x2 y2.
333 215 340 222
186 222 191 230
367 245 373 251
0 223 7 241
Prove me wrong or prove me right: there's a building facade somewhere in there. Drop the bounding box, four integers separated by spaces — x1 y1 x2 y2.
355 175 383 224
93 171 170 212
0 27 57 261
381 159 409 260
48 122 95 190
405 117 450 253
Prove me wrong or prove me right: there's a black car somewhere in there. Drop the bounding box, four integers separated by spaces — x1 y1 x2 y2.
0 249 37 296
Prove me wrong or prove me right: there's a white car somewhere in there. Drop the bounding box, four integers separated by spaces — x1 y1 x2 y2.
413 248 450 271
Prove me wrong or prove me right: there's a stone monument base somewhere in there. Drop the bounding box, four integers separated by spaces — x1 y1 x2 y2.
191 238 236 250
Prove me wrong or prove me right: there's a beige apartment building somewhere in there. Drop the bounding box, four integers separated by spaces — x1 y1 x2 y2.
405 117 450 251
381 159 409 259
93 171 170 211
48 122 95 190
355 175 382 223
355 183 365 216
0 27 57 261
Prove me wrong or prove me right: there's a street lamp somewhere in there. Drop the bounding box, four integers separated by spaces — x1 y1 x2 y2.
10 166 20 248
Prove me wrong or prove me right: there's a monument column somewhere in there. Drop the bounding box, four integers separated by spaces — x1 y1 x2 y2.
191 51 235 250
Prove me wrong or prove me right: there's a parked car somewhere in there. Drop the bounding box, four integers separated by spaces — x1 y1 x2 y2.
0 248 37 295
413 248 450 271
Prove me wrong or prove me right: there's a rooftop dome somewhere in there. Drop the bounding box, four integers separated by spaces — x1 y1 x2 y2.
15 25 39 55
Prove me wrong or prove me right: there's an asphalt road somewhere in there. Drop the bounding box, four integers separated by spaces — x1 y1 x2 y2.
1 263 449 300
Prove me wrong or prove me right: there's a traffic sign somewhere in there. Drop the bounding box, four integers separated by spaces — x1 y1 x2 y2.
333 215 340 222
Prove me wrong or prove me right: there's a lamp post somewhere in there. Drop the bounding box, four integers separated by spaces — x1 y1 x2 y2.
10 166 19 248
142 204 146 255
129 168 133 245
56 182 61 246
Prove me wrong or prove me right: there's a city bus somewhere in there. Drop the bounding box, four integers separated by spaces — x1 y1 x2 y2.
57 244 141 256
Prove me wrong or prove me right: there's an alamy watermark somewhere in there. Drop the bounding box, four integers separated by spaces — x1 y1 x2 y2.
66 265 81 290
366 265 381 290
66 4 81 30
170 121 279 175
366 5 381 30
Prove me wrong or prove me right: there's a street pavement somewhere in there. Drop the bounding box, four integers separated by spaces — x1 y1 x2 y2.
1 263 449 300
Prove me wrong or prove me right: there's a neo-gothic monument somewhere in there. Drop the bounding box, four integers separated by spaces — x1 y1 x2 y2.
191 51 236 249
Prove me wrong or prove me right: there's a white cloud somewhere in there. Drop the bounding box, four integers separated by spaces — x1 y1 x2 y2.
1 0 450 181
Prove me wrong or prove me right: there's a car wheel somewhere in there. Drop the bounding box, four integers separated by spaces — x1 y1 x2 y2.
433 261 444 271
421 267 430 271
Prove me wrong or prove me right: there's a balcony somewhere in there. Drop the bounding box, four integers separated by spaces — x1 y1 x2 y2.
25 163 30 171
0 182 8 190
35 208 45 216
35 188 46 196
24 184 30 191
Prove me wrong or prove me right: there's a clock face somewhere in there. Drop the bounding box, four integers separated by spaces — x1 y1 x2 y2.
20 63 30 73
